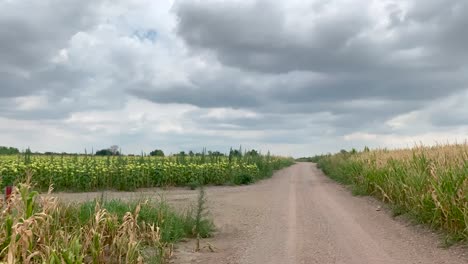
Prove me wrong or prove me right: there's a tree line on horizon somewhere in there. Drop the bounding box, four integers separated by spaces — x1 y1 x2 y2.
0 145 262 158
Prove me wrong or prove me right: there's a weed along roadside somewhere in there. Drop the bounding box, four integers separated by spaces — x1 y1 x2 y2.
313 143 468 245
4 185 12 201
0 173 214 264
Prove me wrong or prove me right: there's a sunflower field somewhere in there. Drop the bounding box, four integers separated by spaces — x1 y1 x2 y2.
0 152 294 191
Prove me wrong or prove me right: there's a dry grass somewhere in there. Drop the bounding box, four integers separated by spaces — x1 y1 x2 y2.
0 172 213 263
318 143 468 244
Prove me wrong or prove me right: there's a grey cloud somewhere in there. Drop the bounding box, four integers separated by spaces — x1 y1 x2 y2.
390 1 468 69
0 66 88 98
131 81 260 108
132 64 460 118
175 0 468 74
166 0 468 131
174 0 376 74
185 110 328 131
0 0 104 97
427 89 468 127
269 72 467 105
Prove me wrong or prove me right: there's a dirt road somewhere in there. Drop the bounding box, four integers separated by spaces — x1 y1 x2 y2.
54 163 467 263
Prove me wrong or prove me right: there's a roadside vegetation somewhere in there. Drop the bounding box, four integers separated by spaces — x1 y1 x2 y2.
295 156 324 162
0 148 294 192
314 144 468 244
0 173 214 263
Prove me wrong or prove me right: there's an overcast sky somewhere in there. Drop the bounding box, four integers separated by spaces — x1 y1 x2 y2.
1 0 467 157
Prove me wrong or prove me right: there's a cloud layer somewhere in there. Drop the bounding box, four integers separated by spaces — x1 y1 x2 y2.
0 0 467 157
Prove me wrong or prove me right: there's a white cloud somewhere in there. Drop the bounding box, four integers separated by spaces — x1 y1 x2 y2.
203 108 260 120
385 111 422 130
14 95 49 111
344 132 378 141
65 98 197 134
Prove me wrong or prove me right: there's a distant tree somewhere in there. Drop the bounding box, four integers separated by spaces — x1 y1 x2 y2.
95 149 113 156
245 149 259 156
0 146 20 155
229 149 242 157
210 151 224 156
25 147 32 155
296 157 313 162
149 149 165 157
189 150 195 156
95 146 121 156
109 145 119 155
363 146 370 152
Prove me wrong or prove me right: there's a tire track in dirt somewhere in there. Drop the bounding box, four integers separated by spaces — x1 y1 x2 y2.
287 174 297 264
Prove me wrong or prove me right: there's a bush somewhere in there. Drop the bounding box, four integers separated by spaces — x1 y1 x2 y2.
95 149 118 156
234 173 254 185
0 146 19 155
188 180 199 190
150 149 165 157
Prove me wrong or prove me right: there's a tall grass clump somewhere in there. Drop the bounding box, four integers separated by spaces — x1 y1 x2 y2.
0 172 214 263
317 144 468 243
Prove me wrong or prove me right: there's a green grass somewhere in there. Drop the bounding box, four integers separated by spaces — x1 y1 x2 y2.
66 198 213 243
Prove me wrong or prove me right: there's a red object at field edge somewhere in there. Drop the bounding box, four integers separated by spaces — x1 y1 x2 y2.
5 186 12 201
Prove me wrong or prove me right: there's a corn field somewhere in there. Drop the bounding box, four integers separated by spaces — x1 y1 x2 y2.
0 153 294 191
0 174 213 264
317 144 468 242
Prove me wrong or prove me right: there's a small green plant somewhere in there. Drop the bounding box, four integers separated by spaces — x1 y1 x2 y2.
234 173 254 185
188 180 199 190
190 187 214 239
